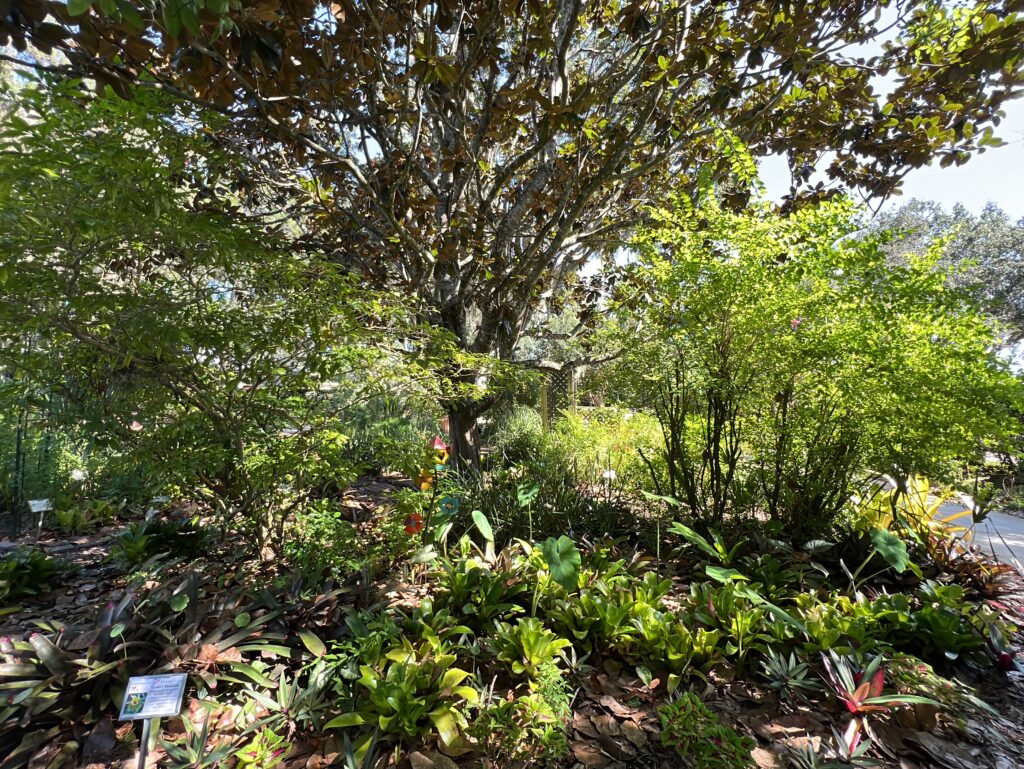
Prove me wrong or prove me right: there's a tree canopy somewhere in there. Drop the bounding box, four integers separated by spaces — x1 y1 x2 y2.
3 0 1023 463
876 199 1024 344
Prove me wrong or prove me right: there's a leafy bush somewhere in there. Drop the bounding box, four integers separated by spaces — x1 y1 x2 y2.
492 617 572 680
657 692 754 769
324 620 479 750
472 660 572 765
110 518 209 565
340 393 441 477
283 500 364 582
432 556 529 634
610 196 1022 539
0 546 63 602
453 462 636 548
51 498 119 535
487 404 546 466
545 407 664 494
0 82 424 557
0 563 357 766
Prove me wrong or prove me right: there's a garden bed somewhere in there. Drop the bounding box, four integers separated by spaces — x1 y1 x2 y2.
4 478 1024 769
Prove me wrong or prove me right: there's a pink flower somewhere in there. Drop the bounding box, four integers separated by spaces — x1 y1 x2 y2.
790 318 802 330
129 420 143 432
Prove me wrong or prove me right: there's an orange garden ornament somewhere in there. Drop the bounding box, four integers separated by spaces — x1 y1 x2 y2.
415 437 450 492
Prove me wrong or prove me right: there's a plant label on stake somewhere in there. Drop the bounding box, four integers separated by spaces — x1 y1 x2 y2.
120 673 187 769
120 673 187 720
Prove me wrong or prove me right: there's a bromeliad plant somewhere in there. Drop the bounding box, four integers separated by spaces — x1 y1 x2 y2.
324 635 479 751
162 708 237 769
761 649 821 702
51 498 120 535
821 651 936 758
491 617 573 681
0 546 63 604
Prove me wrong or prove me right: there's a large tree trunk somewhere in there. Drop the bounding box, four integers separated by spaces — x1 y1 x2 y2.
447 403 482 471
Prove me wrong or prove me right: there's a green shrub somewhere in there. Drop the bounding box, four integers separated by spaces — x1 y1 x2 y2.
110 518 209 565
657 693 755 769
50 498 119 535
453 462 636 548
340 393 441 477
0 546 63 602
491 617 572 680
610 197 1022 540
283 500 364 581
323 616 479 750
471 659 572 765
489 405 545 465
545 407 664 494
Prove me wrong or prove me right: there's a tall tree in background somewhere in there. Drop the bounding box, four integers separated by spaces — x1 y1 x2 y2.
2 0 1023 464
877 200 1024 344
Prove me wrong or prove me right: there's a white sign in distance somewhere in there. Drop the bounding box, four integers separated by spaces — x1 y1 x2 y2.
119 674 188 720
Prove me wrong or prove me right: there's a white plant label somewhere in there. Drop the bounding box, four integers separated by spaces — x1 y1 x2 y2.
119 673 187 720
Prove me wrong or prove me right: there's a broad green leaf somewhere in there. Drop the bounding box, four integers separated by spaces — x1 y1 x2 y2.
705 565 747 583
169 594 189 612
225 662 276 688
668 521 720 562
540 535 581 592
516 481 540 508
439 667 470 689
323 712 367 729
297 629 326 657
471 510 493 544
411 544 437 564
428 705 460 747
870 528 910 573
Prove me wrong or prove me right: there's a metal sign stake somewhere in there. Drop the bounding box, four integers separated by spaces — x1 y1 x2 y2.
119 673 187 769
138 718 153 769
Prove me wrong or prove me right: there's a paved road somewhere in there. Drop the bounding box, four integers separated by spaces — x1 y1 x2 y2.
938 502 1024 571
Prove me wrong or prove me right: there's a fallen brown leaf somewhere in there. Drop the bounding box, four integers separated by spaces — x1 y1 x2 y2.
620 720 648 749
571 741 612 768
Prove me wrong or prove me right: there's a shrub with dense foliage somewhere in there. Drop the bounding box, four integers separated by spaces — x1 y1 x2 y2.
0 82 429 554
608 196 1022 538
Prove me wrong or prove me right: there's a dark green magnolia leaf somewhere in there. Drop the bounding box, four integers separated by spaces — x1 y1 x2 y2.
67 0 91 16
870 528 910 574
541 535 581 592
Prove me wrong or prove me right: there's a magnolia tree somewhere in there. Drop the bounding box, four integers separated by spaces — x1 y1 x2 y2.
608 196 1023 538
0 82 426 554
2 0 1022 465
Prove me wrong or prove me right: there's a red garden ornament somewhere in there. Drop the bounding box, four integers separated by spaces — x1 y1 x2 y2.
404 512 424 535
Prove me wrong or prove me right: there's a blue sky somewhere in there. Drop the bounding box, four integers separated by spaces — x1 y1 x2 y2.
760 86 1024 222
